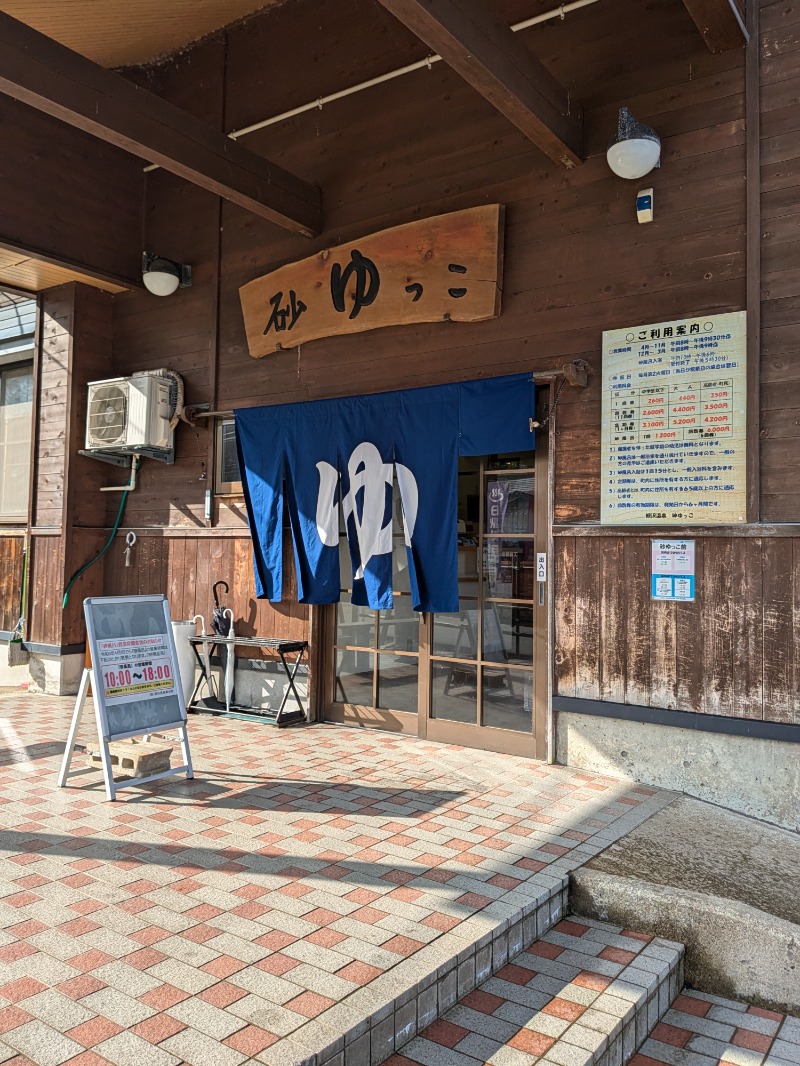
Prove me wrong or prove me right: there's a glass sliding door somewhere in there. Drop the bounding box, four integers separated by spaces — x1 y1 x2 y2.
426 452 546 756
325 482 423 733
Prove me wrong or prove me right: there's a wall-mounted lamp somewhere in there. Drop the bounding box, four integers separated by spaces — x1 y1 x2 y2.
607 107 661 180
142 252 192 297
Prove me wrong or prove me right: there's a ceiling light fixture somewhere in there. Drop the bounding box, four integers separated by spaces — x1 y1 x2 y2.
607 107 661 180
142 253 192 297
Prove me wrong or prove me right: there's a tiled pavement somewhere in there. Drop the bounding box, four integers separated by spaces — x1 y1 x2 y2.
0 691 676 1065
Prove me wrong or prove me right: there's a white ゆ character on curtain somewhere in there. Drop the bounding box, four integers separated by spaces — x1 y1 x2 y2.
315 441 418 579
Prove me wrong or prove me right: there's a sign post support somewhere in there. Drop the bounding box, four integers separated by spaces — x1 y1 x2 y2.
57 595 194 801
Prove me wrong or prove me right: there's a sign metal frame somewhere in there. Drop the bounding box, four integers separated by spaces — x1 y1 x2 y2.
57 595 194 801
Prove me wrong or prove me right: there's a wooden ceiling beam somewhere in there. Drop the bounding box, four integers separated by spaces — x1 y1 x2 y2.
0 10 322 237
681 0 748 52
374 0 583 169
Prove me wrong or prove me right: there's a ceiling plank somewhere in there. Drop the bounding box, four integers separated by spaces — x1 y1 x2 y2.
681 0 748 52
0 10 323 237
373 0 583 169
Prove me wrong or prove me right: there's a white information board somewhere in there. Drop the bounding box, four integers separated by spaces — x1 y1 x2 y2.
57 595 193 801
651 539 696 602
601 310 746 525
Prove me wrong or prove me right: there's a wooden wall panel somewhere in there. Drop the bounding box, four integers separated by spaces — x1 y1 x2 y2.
27 285 114 648
0 536 24 634
101 533 310 653
110 34 224 532
554 534 800 725
27 535 62 646
760 0 800 521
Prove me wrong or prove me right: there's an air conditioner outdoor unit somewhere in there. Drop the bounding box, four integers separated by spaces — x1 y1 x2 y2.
85 372 174 454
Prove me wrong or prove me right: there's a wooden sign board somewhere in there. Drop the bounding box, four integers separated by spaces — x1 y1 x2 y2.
600 310 747 526
239 204 504 357
57 595 193 801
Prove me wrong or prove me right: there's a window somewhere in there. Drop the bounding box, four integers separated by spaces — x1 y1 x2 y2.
0 363 33 522
215 419 242 495
0 294 35 524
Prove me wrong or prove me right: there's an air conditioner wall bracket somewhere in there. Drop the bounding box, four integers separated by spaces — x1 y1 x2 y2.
80 446 174 465
78 449 130 468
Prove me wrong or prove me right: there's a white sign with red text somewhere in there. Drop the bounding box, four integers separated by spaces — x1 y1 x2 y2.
96 635 176 705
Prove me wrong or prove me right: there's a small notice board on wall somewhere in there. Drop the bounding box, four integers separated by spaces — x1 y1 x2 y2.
651 539 695 601
57 595 194 801
601 310 746 525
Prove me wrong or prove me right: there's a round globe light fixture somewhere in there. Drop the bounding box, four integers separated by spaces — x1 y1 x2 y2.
607 107 661 180
142 253 192 297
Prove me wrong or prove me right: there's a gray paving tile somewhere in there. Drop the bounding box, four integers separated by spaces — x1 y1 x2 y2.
81 987 155 1027
21 988 96 1033
95 1030 182 1066
3 1020 84 1066
162 1026 249 1066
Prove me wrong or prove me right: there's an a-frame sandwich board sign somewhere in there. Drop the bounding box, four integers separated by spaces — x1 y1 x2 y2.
57 595 194 801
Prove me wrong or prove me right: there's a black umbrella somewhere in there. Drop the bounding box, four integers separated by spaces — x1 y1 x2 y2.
212 581 231 637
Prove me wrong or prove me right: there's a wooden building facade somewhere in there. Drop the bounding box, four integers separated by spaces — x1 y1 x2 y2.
0 0 797 826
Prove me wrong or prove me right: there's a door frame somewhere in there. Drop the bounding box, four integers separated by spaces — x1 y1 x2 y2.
317 385 553 760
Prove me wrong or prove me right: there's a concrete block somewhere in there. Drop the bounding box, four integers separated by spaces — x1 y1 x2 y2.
475 944 492 984
0 641 30 686
457 957 475 999
27 652 84 695
344 1032 370 1066
416 986 437 1031
572 869 798 1014
88 738 173 777
438 968 458 1014
394 999 415 1050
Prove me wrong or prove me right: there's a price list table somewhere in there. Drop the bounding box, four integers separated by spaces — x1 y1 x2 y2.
611 377 737 445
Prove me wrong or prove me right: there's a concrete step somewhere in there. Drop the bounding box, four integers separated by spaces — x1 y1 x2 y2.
385 916 684 1066
277 876 570 1066
631 987 799 1066
569 795 800 1014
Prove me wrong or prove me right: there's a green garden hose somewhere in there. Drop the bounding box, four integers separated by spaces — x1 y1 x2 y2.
10 543 28 642
62 490 129 610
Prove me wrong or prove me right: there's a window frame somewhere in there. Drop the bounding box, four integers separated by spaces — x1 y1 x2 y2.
214 417 243 496
0 351 35 526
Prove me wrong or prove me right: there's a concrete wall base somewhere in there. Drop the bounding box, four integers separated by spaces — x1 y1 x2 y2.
556 710 800 832
571 869 799 1016
0 641 32 687
27 652 85 696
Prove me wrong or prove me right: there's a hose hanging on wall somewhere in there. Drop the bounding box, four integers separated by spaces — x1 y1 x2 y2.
8 541 30 666
10 543 28 643
62 489 130 610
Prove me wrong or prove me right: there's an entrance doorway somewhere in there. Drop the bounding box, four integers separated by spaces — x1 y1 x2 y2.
323 440 549 759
